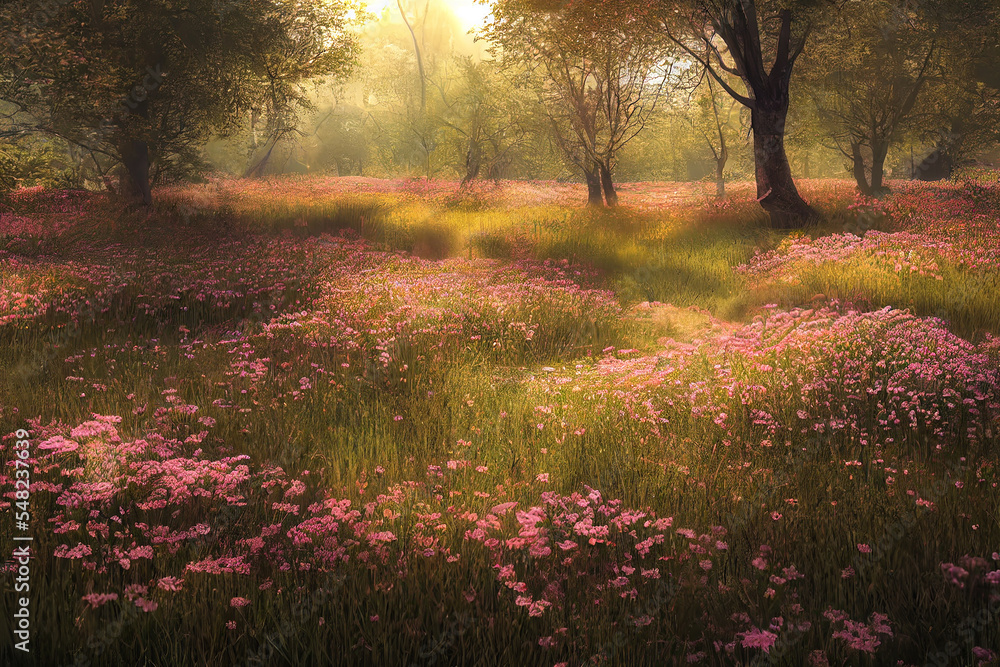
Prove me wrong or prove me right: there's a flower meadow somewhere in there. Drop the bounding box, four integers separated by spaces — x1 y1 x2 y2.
2 176 1000 666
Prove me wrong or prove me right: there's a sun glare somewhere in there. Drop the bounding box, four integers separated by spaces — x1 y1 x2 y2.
364 0 492 31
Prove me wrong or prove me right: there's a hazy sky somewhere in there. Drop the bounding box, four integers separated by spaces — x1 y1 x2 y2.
364 0 492 31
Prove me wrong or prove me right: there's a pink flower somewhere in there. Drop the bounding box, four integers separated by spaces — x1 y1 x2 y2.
230 597 251 608
491 501 517 515
125 584 148 600
528 599 551 617
54 543 92 559
824 608 849 624
536 473 550 483
832 622 881 652
740 628 778 653
857 543 872 554
529 541 552 558
973 647 996 663
130 545 154 559
38 435 79 453
941 562 970 588
135 598 158 612
158 577 184 592
83 593 118 608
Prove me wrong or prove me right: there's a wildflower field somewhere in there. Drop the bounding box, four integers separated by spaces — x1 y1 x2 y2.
2 175 1000 666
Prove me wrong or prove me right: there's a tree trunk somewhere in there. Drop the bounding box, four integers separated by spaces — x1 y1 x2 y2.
584 165 604 207
716 147 728 199
870 141 889 195
598 161 618 207
915 127 962 181
751 105 816 228
246 134 280 179
119 138 152 205
704 7 815 227
914 148 953 181
851 142 872 196
397 0 426 112
461 138 482 187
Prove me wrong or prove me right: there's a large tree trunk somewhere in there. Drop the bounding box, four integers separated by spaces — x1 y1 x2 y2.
117 94 153 205
751 104 816 229
914 149 954 181
914 127 963 182
870 141 889 195
584 164 604 207
702 7 816 228
851 142 872 196
119 138 152 205
598 161 618 207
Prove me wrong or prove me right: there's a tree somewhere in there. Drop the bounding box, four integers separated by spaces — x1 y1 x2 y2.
664 0 827 227
243 1 362 178
685 74 740 198
396 0 428 113
435 59 532 185
911 4 1000 180
803 0 995 195
356 0 468 178
0 0 361 204
485 0 674 207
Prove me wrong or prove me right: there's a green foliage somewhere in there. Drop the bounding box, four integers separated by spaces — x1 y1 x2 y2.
0 0 363 194
0 135 77 191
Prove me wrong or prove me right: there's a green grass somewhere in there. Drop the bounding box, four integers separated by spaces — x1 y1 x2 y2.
2 180 999 666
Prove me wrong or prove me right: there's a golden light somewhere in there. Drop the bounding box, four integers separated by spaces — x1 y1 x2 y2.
363 0 492 32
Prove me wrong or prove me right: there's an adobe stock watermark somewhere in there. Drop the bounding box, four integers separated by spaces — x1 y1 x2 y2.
10 428 34 654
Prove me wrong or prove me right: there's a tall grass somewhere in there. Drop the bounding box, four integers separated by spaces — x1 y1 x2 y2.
2 178 999 666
